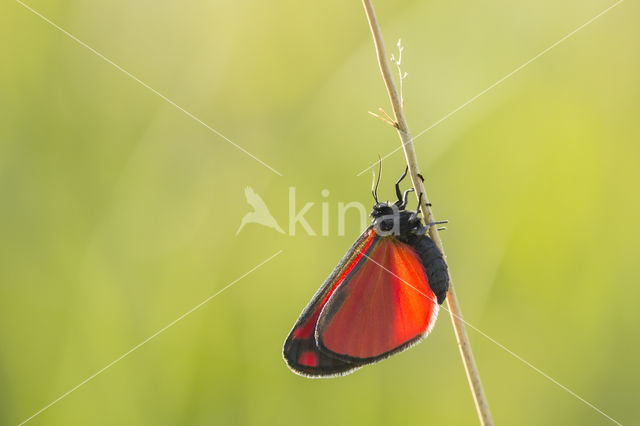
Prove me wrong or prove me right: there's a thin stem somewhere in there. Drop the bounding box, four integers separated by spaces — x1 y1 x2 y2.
360 1 494 425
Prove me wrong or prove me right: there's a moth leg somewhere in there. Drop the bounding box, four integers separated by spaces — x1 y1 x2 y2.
401 188 414 209
395 166 408 204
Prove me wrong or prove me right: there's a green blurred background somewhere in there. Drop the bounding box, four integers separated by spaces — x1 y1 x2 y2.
1 0 638 424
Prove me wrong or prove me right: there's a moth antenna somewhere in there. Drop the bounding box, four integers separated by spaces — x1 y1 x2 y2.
371 170 378 203
371 156 382 203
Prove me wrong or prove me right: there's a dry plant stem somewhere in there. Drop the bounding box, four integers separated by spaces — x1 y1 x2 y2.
361 1 494 425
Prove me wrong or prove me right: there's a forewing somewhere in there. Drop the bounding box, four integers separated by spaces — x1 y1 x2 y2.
316 236 439 363
283 228 379 377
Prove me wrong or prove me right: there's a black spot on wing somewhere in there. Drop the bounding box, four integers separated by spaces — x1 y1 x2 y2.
283 334 360 377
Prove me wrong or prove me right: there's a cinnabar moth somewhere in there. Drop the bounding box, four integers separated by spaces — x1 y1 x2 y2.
283 168 449 377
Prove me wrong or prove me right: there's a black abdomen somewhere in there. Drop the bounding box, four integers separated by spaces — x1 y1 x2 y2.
411 235 449 304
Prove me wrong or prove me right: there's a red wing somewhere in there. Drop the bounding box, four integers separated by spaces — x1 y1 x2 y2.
283 228 379 377
316 236 439 362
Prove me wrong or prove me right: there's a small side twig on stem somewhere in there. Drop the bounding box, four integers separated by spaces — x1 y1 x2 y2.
360 1 494 425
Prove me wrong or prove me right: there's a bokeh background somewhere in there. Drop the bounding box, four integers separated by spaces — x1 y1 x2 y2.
1 0 639 424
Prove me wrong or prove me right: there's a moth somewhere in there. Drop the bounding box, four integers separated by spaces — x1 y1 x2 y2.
283 168 449 377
